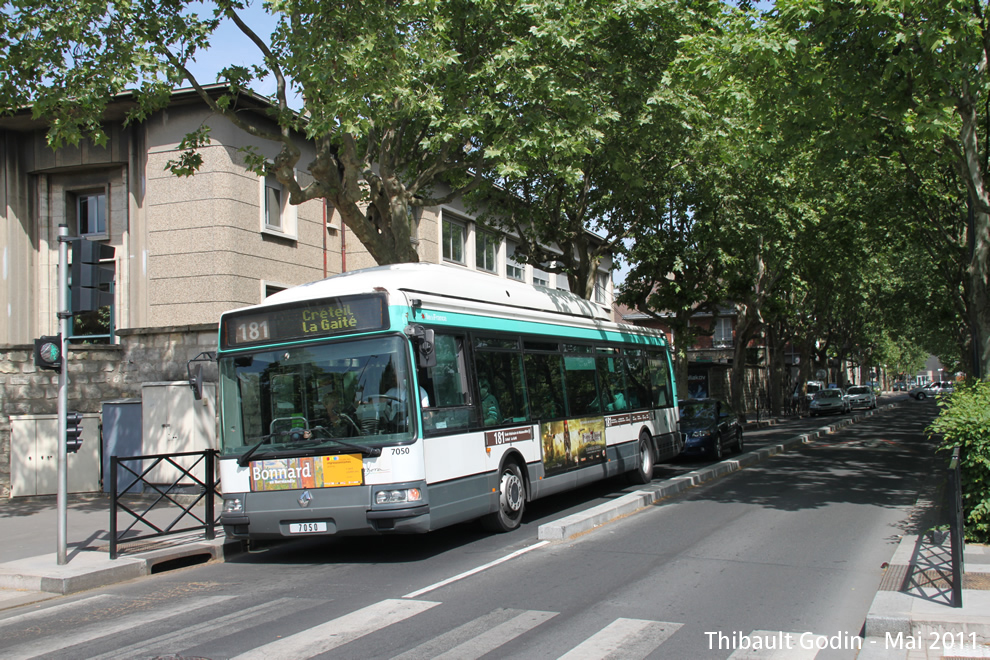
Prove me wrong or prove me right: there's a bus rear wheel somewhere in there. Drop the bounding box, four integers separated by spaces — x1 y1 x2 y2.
482 461 526 532
628 433 655 485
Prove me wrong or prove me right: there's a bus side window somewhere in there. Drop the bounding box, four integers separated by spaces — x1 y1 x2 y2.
597 356 628 411
475 351 528 425
564 354 598 416
524 353 564 420
623 352 651 410
422 334 477 434
431 334 470 406
649 352 673 408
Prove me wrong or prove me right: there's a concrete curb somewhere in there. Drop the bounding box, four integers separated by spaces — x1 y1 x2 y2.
537 405 893 542
864 536 990 641
0 537 242 596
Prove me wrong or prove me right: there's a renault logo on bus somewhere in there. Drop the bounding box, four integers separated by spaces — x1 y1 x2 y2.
297 490 313 508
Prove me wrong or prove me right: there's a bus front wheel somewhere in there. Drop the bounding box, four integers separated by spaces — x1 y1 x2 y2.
482 461 526 532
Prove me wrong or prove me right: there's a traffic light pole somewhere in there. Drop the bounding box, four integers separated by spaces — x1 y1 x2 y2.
56 224 70 565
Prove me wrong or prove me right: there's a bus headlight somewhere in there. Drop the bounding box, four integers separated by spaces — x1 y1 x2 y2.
223 497 243 513
375 488 423 505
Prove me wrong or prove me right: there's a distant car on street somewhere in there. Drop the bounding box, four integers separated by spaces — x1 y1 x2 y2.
809 388 850 416
892 381 907 392
912 381 955 400
803 380 825 401
844 385 877 410
678 398 743 460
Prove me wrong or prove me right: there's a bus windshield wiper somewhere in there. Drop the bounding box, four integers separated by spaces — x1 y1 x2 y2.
307 426 382 457
237 435 271 467
236 428 307 467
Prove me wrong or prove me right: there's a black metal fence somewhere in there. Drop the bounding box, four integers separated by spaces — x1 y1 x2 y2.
109 449 220 559
947 445 965 607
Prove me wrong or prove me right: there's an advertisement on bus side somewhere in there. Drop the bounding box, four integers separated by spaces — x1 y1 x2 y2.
541 416 607 477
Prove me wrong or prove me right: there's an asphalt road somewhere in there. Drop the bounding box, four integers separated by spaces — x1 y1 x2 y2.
0 397 942 659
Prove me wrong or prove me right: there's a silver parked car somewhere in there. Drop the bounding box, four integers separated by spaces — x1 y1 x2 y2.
912 381 955 400
844 385 877 410
809 388 850 416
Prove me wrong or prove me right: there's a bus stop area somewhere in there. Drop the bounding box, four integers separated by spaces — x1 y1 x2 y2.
1 409 989 659
0 493 235 606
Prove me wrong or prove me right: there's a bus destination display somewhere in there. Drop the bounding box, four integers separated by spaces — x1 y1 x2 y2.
221 294 387 348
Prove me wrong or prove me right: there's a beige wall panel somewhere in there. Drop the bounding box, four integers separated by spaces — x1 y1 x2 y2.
145 107 316 169
32 124 124 171
1 133 37 345
147 249 324 286
417 207 441 264
148 299 242 327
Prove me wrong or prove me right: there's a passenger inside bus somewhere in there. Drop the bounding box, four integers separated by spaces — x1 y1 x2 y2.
479 378 501 425
320 391 359 437
310 373 360 437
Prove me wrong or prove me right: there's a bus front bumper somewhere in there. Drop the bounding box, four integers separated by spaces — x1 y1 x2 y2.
221 484 431 539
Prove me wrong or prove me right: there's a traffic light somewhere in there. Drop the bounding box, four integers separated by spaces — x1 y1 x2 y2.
69 238 115 314
66 411 84 453
34 335 63 372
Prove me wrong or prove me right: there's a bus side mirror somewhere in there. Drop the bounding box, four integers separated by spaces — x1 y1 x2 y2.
186 351 216 400
405 325 437 369
189 365 204 400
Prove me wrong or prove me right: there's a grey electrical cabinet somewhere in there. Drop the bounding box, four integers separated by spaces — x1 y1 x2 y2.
101 399 143 494
9 413 101 497
141 381 217 485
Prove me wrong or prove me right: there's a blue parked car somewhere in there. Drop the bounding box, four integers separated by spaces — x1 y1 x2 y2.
678 398 743 460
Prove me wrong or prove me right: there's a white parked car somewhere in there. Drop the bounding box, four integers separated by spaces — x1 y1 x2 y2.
844 385 877 410
809 389 850 416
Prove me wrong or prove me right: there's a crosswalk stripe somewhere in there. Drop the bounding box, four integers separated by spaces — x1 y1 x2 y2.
0 594 114 629
1 595 234 660
726 630 825 659
230 598 440 660
86 596 319 660
392 607 557 660
558 618 683 660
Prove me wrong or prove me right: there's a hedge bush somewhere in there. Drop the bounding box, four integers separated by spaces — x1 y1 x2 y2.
929 380 990 544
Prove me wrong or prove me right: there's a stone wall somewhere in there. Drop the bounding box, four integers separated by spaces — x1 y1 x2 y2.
0 324 218 497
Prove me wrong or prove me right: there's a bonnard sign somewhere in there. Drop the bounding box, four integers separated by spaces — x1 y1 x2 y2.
249 455 364 492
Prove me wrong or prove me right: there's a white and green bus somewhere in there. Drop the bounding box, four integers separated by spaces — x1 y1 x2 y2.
217 263 680 539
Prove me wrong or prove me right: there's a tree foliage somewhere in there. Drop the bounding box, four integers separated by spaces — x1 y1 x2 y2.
930 380 990 543
2 0 699 276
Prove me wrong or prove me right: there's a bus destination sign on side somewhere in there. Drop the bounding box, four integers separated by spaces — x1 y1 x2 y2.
222 293 388 348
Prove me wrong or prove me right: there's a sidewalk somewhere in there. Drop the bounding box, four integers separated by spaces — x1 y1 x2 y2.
0 493 239 609
1 405 988 659
859 537 990 659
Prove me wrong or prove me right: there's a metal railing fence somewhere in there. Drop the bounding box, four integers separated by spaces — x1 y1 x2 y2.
948 446 965 607
109 449 219 560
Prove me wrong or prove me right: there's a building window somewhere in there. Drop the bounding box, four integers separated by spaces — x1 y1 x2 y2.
443 217 465 264
68 239 114 344
713 316 733 348
264 283 286 299
76 191 107 237
594 272 609 304
264 176 282 230
506 243 525 281
533 267 550 288
259 172 298 239
476 229 499 273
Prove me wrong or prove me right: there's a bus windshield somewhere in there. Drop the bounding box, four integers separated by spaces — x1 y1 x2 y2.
218 335 416 457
